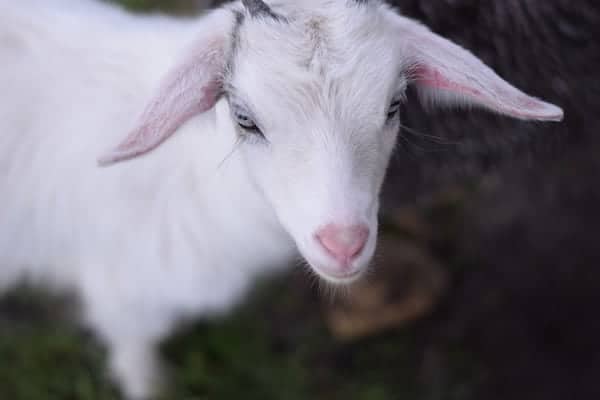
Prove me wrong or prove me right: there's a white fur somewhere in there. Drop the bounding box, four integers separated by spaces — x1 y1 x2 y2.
0 0 563 398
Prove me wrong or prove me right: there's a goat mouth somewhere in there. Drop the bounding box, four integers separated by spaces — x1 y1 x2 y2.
310 264 364 285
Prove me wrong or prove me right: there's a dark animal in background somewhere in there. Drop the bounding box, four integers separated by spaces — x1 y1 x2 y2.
383 0 599 199
383 1 600 399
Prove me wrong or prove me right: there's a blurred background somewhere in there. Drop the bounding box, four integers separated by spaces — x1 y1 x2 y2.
1 1 599 399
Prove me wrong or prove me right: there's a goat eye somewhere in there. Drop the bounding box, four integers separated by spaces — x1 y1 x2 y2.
387 98 402 120
235 113 256 129
233 110 263 137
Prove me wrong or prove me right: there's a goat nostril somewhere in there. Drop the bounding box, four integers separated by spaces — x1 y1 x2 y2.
316 224 369 263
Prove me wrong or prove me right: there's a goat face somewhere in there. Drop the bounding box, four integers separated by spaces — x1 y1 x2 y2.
101 0 563 284
223 5 405 282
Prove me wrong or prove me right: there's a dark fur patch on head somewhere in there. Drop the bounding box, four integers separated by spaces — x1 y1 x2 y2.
305 17 328 73
242 0 287 22
223 10 244 85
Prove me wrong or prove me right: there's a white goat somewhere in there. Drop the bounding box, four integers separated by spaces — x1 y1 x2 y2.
0 0 563 398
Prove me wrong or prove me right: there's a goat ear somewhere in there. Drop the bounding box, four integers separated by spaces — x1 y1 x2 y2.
401 19 563 121
98 10 234 166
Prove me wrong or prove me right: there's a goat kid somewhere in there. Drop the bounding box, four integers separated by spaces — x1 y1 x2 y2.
0 0 562 398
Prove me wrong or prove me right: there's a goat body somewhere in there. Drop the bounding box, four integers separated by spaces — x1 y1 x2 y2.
0 0 562 398
1 1 295 395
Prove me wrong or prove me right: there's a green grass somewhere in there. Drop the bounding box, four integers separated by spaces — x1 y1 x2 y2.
0 289 118 399
0 276 479 400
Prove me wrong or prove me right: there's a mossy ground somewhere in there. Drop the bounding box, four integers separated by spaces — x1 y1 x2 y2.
0 274 478 400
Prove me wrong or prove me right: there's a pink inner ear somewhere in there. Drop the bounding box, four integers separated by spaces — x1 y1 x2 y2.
99 79 220 166
98 36 226 166
410 64 560 120
412 65 482 98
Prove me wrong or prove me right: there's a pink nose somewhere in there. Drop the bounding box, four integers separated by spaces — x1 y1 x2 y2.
315 224 369 264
